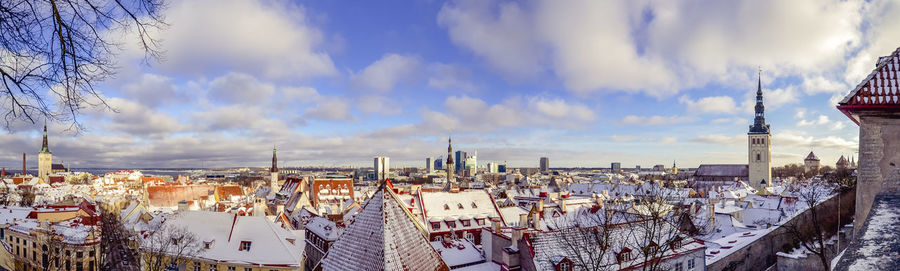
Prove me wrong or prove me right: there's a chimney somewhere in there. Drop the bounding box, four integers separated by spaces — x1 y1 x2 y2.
559 198 567 213
532 212 541 229
510 228 523 251
537 200 544 213
177 200 189 212
491 217 501 232
519 213 528 228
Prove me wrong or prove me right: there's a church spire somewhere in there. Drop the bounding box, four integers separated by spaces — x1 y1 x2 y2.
40 120 51 154
749 70 770 134
271 145 278 173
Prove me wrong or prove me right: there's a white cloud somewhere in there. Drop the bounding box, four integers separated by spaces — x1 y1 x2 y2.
428 63 477 92
103 98 181 138
710 117 747 125
357 95 402 115
619 115 696 126
658 137 677 144
439 0 865 97
774 131 857 151
794 108 807 119
156 0 336 79
690 134 744 145
351 54 420 92
118 74 178 108
437 0 541 79
679 95 737 114
207 72 275 104
304 98 355 121
611 135 636 142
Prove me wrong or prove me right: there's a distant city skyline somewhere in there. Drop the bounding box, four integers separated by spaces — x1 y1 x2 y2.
0 0 888 169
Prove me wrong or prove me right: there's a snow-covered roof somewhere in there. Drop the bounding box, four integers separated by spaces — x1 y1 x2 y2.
430 239 484 268
320 187 449 271
145 211 304 267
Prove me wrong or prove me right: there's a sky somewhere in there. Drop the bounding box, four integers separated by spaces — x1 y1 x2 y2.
2 0 899 169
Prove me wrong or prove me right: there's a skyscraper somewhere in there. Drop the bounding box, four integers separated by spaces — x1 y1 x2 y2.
38 121 52 181
454 150 467 172
374 156 390 182
539 157 549 172
425 157 434 173
611 162 621 172
748 73 772 190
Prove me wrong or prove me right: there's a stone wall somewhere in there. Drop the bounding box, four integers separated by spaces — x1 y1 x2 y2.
707 188 856 271
855 114 900 234
775 225 853 271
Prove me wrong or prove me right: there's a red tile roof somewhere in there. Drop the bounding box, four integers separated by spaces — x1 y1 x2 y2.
838 46 900 124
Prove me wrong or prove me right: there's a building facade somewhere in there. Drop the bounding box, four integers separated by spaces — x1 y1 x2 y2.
426 157 434 173
539 157 549 172
748 76 772 191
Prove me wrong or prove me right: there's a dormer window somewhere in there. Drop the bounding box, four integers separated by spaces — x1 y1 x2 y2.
239 241 252 251
458 203 464 209
203 240 213 249
472 202 478 208
461 220 470 227
446 221 456 228
617 248 632 263
444 204 450 210
431 222 441 230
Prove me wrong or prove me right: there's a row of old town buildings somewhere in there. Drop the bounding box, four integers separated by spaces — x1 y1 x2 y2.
5 48 900 271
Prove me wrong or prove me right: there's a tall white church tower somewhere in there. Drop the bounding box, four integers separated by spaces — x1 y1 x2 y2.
38 121 52 181
748 74 772 191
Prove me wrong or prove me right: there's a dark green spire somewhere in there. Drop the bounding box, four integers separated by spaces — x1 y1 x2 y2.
40 120 51 154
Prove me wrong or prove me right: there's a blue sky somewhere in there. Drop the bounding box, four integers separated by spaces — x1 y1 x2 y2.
3 0 897 169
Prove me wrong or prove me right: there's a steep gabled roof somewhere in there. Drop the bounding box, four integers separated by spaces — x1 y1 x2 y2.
320 187 449 271
838 47 900 124
805 151 819 161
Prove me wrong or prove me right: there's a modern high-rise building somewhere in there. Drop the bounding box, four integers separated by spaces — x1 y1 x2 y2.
498 163 507 173
611 162 621 172
374 156 390 181
454 151 467 172
425 157 434 173
539 157 549 172
38 121 52 181
748 74 772 190
434 156 443 170
487 162 498 173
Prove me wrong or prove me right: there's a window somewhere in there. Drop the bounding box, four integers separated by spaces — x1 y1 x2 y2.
194 262 201 271
89 250 95 257
688 259 696 269
89 261 94 271
239 241 252 251
674 262 683 271
446 221 456 228
476 219 484 225
244 268 252 271
458 203 464 209
209 265 218 271
461 220 470 227
444 204 450 210
227 267 236 271
76 251 83 258
75 262 83 271
431 222 440 230
465 232 475 242
559 261 572 271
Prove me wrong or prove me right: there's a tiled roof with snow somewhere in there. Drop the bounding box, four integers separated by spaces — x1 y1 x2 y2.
147 211 304 267
320 188 449 271
305 216 342 241
430 239 485 268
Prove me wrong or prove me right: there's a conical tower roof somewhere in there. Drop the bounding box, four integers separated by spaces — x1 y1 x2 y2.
320 185 449 271
805 151 819 161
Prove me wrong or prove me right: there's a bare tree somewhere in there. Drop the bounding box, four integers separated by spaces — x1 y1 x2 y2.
141 223 203 271
546 207 624 271
783 182 838 270
0 0 166 130
19 186 35 206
